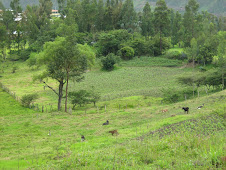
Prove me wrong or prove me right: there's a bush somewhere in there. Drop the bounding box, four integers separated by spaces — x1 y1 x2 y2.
164 51 183 60
162 88 196 103
19 49 32 61
129 38 146 57
118 46 134 60
27 52 38 68
69 90 90 109
101 53 120 71
21 93 38 107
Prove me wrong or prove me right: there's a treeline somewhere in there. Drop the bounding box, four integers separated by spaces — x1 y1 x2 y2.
0 0 225 58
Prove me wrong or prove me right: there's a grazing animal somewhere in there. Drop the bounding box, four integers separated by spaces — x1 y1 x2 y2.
103 120 109 125
182 107 189 114
171 114 176 117
81 135 85 142
48 130 51 136
109 130 119 136
161 109 168 113
197 104 204 109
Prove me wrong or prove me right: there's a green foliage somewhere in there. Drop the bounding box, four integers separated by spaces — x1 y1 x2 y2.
118 46 134 60
21 93 38 107
12 66 18 73
77 43 96 69
96 29 132 56
69 89 100 108
129 38 146 57
163 51 185 60
153 35 171 56
69 90 90 108
19 49 32 61
162 87 196 103
101 53 120 71
26 52 38 68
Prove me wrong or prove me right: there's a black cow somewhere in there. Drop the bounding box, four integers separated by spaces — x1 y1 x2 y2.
182 107 189 114
103 120 109 125
81 135 85 142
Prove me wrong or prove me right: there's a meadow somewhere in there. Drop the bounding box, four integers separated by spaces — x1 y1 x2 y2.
0 55 225 169
0 86 225 169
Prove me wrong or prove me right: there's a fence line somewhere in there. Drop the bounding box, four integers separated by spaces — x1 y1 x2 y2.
0 81 55 113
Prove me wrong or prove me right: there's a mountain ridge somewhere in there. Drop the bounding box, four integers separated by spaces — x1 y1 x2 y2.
0 0 225 16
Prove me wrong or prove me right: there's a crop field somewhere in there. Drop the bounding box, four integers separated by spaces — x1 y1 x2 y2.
0 57 200 109
0 86 225 169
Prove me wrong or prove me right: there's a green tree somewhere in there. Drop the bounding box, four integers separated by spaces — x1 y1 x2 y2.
96 0 104 31
120 0 137 32
141 2 153 39
10 0 22 16
0 23 7 61
185 38 198 96
171 11 182 46
153 0 170 54
216 31 226 90
38 37 88 112
183 0 200 46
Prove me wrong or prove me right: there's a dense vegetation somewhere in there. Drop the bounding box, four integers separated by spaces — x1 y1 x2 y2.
0 0 225 169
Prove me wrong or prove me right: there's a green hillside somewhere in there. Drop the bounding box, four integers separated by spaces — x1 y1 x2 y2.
0 80 225 169
134 0 226 16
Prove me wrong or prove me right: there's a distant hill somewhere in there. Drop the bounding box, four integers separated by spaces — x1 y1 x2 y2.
134 0 226 16
1 0 225 16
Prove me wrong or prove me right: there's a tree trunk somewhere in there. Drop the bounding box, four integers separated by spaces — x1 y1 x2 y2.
222 70 225 91
192 55 195 97
58 81 64 111
65 72 69 112
160 30 162 54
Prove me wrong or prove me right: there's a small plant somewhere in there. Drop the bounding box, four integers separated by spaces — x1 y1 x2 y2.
12 66 18 73
21 93 38 107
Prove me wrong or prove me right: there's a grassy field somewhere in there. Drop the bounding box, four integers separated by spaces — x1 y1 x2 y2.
0 87 225 169
0 54 225 169
0 56 204 109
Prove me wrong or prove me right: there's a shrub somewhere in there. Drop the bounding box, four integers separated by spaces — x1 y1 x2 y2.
118 46 134 60
20 49 32 61
69 90 90 109
129 38 146 57
27 52 38 68
101 53 120 71
164 51 183 60
21 93 38 107
162 87 196 103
